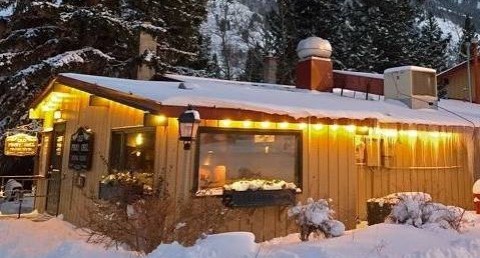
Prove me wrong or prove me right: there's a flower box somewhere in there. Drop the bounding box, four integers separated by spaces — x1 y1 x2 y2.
222 189 296 207
98 182 143 202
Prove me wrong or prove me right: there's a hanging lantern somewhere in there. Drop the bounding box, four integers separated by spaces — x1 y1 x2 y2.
178 105 201 150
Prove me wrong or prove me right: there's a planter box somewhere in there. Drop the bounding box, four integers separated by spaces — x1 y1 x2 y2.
98 182 143 202
222 189 296 207
366 200 395 225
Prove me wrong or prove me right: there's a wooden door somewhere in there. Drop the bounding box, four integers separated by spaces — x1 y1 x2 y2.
45 123 66 216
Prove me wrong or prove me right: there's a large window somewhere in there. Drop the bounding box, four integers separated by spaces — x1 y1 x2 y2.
196 128 301 195
109 127 156 186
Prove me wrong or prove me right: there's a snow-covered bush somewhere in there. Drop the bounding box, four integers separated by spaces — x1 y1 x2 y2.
386 192 474 232
288 198 345 241
223 179 300 192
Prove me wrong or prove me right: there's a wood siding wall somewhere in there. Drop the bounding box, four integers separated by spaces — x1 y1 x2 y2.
36 83 474 242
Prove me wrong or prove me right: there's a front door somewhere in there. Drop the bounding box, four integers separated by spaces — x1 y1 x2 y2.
45 123 65 215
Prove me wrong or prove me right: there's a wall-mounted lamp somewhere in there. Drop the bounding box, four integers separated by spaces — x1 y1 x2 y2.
178 105 201 150
53 110 63 120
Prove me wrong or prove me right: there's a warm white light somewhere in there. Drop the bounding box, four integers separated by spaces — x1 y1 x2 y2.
313 124 324 130
330 124 339 131
53 110 62 120
135 133 144 146
430 131 440 138
243 120 253 127
261 121 270 128
156 115 167 123
220 119 232 127
279 122 289 129
298 123 307 129
382 129 398 137
346 125 356 133
407 130 418 137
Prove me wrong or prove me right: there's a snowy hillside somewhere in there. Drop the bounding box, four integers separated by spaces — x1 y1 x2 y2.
200 0 267 79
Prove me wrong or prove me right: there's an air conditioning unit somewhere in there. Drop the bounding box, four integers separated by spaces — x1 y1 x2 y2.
384 66 437 109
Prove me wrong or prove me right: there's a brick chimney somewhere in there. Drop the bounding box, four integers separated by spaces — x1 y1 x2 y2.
295 37 333 91
137 29 157 80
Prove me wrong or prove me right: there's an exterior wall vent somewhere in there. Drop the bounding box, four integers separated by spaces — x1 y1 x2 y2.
384 66 437 109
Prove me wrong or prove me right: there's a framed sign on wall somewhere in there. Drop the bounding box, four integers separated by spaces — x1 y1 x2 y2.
4 133 38 156
68 127 94 171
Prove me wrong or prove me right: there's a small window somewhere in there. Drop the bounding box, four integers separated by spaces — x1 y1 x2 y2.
195 128 302 195
108 127 156 187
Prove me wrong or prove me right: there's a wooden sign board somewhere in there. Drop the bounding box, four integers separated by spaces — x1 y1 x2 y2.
68 127 94 171
4 133 38 156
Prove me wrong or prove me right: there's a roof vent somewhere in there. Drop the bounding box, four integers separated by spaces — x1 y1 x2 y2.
384 66 437 109
296 37 332 60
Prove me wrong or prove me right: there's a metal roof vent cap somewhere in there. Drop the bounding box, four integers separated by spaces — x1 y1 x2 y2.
296 37 332 59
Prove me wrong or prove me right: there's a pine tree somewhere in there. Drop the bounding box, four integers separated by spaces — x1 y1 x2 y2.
240 44 264 82
415 12 451 71
457 14 478 62
0 0 207 173
265 0 297 84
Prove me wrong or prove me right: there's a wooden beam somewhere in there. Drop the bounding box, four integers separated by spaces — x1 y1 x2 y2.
144 113 168 127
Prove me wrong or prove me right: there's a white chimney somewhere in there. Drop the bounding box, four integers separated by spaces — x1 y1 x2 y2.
384 66 437 109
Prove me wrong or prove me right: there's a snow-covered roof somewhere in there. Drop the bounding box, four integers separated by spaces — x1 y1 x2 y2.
58 73 480 127
333 70 384 80
384 66 436 74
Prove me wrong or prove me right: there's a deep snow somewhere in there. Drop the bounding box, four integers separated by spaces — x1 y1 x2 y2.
3 212 480 257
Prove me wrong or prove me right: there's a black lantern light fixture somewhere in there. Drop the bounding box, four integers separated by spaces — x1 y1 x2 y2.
178 105 201 150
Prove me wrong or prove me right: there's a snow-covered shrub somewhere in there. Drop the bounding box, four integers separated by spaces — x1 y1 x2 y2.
386 192 474 232
288 198 345 241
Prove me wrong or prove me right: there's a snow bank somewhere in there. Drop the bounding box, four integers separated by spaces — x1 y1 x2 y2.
150 232 259 258
0 218 134 258
4 213 480 257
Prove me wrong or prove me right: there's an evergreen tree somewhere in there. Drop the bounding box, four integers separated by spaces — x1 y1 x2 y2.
415 12 451 71
0 0 207 173
457 14 478 62
240 44 264 82
265 0 297 84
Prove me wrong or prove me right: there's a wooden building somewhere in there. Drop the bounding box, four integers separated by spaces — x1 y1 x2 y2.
29 37 480 241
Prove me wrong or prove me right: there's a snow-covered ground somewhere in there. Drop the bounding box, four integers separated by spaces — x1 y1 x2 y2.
3 213 480 257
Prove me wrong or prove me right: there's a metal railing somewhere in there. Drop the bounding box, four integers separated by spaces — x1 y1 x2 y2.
0 175 48 218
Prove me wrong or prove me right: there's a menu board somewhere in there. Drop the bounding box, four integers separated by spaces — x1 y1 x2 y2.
68 127 94 171
4 133 38 156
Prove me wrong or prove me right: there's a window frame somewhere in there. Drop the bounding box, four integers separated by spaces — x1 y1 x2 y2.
109 126 156 173
193 127 303 195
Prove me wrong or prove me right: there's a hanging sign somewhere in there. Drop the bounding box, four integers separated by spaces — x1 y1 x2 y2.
68 127 94 171
4 133 38 156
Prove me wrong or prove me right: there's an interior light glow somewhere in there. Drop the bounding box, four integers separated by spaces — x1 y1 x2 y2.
298 123 307 129
330 124 339 131
261 121 270 128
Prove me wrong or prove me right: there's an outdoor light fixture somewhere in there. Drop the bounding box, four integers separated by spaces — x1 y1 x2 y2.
178 105 201 150
53 110 63 120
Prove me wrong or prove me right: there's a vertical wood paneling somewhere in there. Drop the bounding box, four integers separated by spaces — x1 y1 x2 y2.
35 87 474 241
